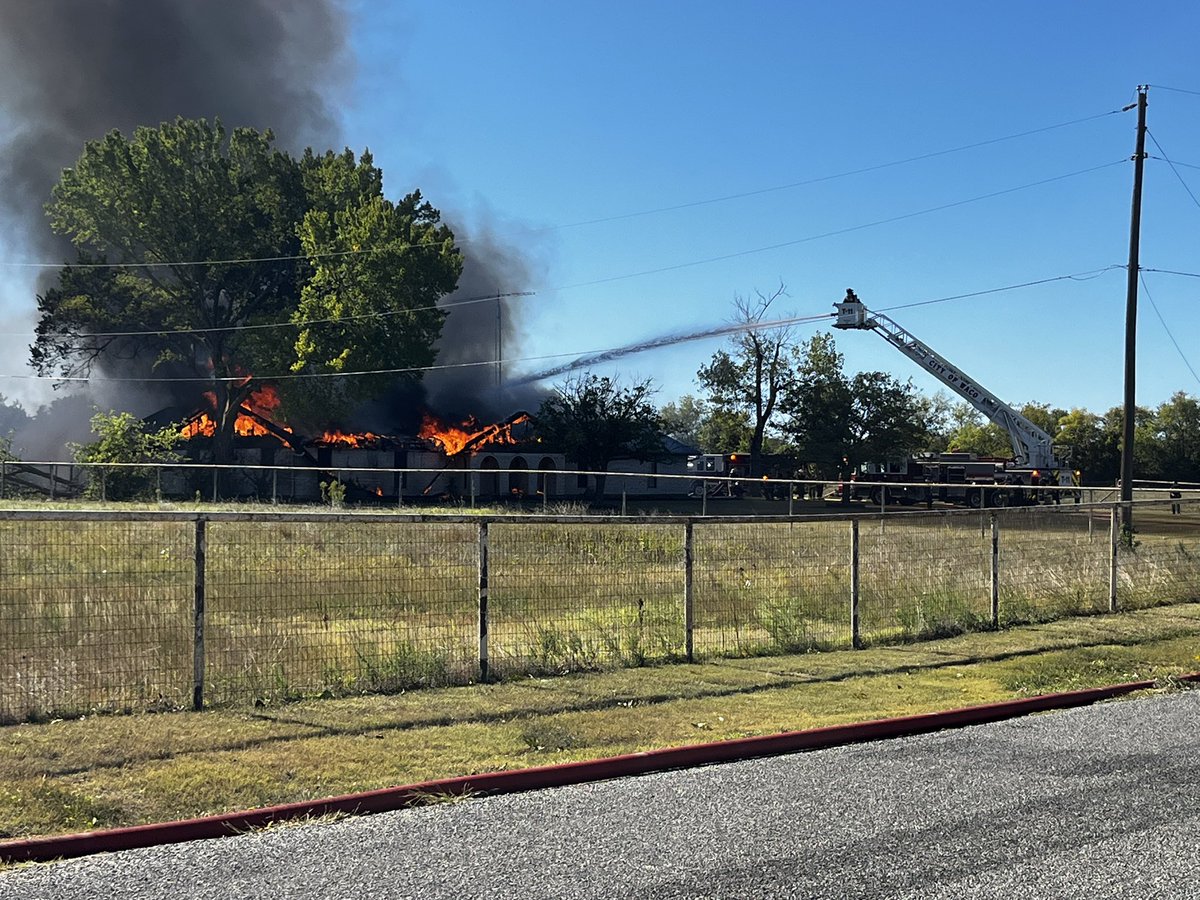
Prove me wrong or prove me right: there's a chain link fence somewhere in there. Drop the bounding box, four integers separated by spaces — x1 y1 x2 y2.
1 499 1197 722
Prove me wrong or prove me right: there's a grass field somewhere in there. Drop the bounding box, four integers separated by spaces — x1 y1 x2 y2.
1 602 1198 841
0 501 1197 723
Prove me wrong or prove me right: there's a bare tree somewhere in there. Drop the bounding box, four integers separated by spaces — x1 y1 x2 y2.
696 284 795 482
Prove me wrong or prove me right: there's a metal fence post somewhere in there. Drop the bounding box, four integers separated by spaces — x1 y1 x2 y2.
98 466 104 502
684 521 695 663
1109 504 1120 613
990 512 999 628
478 521 490 682
211 467 218 503
272 469 278 505
1 459 5 500
156 466 162 504
850 518 861 649
193 517 208 711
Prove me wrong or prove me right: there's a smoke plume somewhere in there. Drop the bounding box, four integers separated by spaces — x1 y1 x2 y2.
0 0 538 456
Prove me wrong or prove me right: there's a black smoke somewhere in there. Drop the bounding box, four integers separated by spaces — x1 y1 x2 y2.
0 0 538 456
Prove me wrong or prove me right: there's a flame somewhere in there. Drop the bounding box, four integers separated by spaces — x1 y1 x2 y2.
319 429 382 448
180 384 293 440
418 412 530 456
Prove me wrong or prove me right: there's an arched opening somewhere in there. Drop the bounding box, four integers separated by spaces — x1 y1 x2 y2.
509 456 529 497
478 456 499 497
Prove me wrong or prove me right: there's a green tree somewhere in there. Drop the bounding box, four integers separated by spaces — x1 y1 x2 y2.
34 119 462 465
780 333 927 476
658 394 708 448
535 374 663 499
778 333 853 477
72 410 182 500
696 286 795 479
696 407 754 454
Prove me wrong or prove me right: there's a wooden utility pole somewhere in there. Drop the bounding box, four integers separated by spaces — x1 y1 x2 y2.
1120 86 1148 532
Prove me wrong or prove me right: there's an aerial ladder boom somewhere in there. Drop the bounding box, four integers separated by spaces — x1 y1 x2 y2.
832 290 1059 471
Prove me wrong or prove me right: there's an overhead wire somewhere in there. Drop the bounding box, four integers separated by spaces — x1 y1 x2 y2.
1139 271 1200 389
533 108 1129 232
0 268 1124 384
556 160 1129 291
1146 130 1200 212
0 107 1129 272
2 161 1128 340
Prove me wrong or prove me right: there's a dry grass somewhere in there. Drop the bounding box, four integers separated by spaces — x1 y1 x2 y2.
0 503 1198 722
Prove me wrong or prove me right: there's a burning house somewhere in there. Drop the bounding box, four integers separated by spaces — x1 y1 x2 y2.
166 387 694 504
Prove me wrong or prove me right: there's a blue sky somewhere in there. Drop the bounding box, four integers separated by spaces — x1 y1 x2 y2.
343 1 1200 416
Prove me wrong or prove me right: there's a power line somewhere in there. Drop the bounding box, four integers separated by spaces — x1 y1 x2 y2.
0 290 535 340
1146 130 1200 212
0 269 1122 384
556 160 1129 290
877 266 1125 313
1139 272 1200 388
1142 268 1200 278
1151 85 1200 97
536 109 1128 232
1149 156 1200 171
5 161 1126 341
0 109 1128 272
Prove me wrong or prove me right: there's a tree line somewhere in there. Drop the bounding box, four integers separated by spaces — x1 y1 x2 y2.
658 288 1200 487
3 117 1196 492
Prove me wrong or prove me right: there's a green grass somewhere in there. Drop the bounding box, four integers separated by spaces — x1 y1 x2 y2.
0 602 1197 841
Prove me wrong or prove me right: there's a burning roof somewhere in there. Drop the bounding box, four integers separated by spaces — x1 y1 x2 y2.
177 386 533 458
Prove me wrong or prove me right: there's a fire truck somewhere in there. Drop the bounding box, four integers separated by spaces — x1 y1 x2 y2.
833 290 1079 508
685 453 795 499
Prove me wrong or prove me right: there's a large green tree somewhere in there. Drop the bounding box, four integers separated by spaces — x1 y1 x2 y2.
34 118 462 464
780 332 926 476
535 374 664 499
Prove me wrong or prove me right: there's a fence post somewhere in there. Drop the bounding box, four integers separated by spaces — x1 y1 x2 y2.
478 521 490 682
990 512 999 628
1109 504 1119 613
98 466 104 502
272 469 278 506
684 521 695 663
1 459 6 500
193 517 208 711
850 518 861 649
211 467 218 503
156 466 162 504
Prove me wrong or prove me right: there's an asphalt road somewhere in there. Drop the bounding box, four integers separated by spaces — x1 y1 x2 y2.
3 690 1198 899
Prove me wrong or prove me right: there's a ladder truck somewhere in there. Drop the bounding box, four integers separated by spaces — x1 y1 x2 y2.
832 289 1078 508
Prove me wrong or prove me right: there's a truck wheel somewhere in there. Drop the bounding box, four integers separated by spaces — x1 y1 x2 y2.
967 489 982 509
869 488 882 505
989 488 1010 508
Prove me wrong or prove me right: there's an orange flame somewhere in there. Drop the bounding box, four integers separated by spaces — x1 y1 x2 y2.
180 384 293 440
319 429 382 448
418 412 530 456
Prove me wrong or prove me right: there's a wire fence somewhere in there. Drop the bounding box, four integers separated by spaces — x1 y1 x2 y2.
1 499 1197 722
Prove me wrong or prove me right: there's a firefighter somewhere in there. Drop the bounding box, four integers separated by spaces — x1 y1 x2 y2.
1171 481 1182 515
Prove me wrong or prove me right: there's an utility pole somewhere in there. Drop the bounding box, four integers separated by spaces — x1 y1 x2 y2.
495 293 503 389
1120 85 1148 532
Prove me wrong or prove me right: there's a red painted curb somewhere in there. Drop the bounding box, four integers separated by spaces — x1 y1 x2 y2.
3 673 1196 865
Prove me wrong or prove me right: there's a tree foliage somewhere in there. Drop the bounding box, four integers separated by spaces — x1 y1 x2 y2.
535 374 663 498
779 333 926 476
35 119 462 461
72 410 182 500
